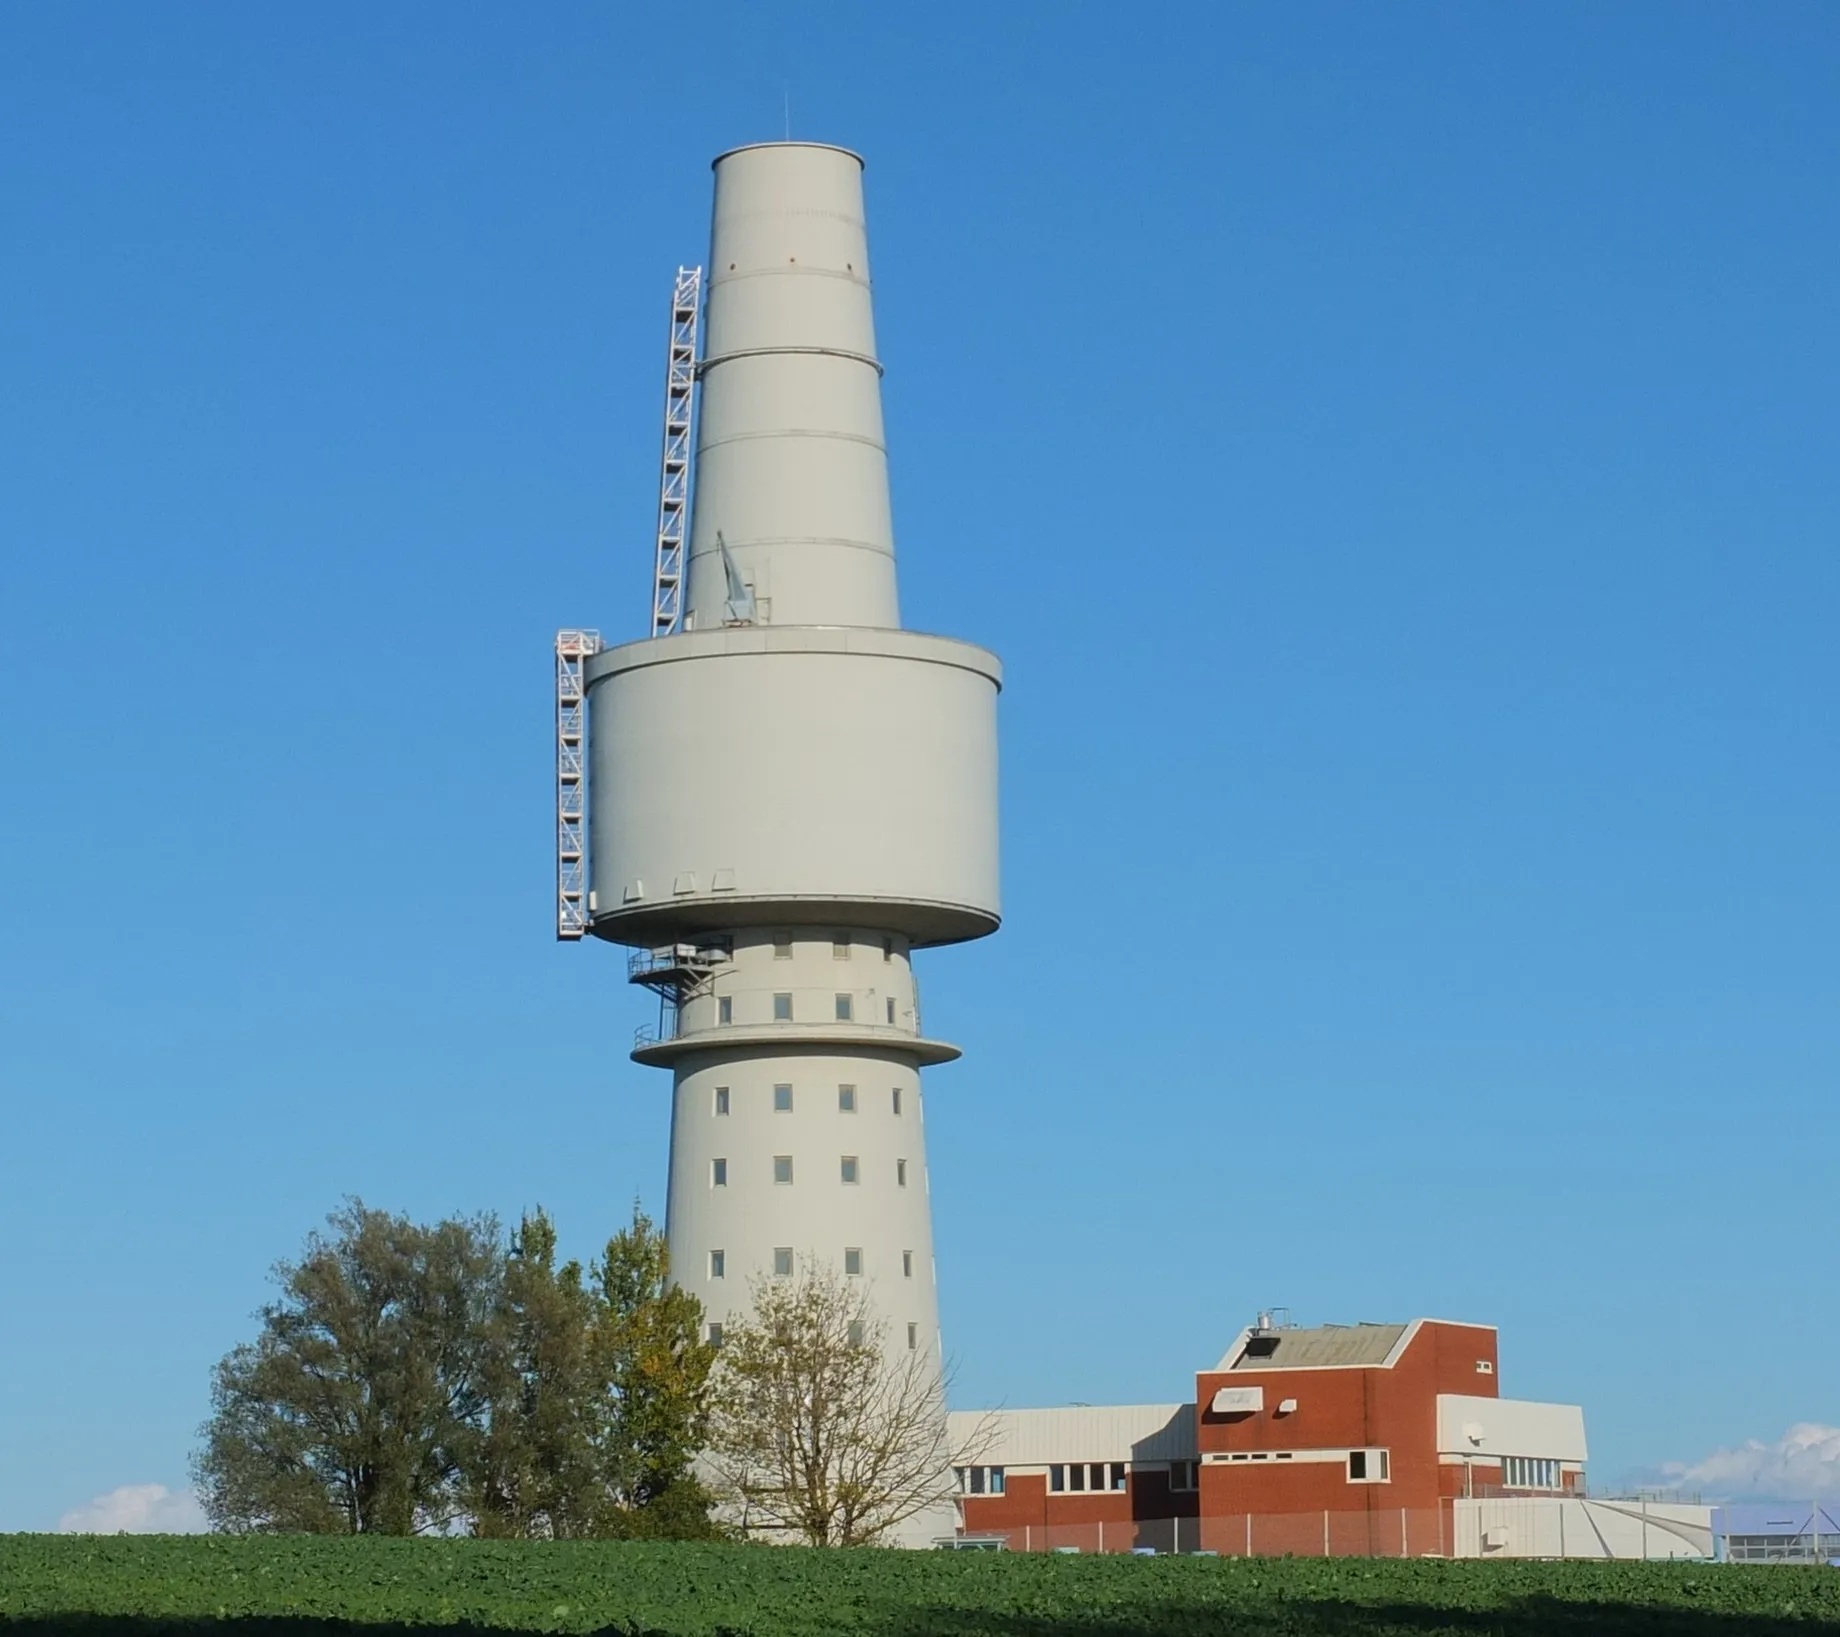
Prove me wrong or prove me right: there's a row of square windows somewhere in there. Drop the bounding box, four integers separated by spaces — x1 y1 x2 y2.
957 1463 1202 1497
713 1084 906 1116
706 1317 925 1350
710 1156 912 1186
717 994 898 1024
773 934 899 961
708 1247 917 1280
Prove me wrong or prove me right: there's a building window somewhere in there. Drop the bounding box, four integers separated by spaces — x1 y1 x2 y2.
711 1158 728 1187
907 1322 918 1350
882 937 894 963
713 1086 730 1116
773 992 793 1021
773 1155 792 1184
902 1250 913 1278
834 993 853 1022
847 1320 865 1346
709 1250 725 1279
956 1466 1006 1497
1109 1463 1128 1491
1348 1449 1391 1484
838 1084 857 1112
706 1323 723 1347
886 997 896 1024
773 933 792 959
1503 1456 1561 1490
892 1087 903 1115
1068 1464 1085 1492
844 1247 863 1276
833 937 851 960
1477 1360 1494 1374
773 1247 793 1277
896 1158 907 1187
1169 1460 1198 1492
1050 1465 1066 1493
841 1155 859 1184
718 996 733 1025
773 1083 793 1112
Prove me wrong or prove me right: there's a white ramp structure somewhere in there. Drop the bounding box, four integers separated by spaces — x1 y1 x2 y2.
571 143 1001 1370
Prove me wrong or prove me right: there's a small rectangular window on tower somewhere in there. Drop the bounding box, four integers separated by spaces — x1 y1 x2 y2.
840 1155 859 1184
834 993 853 1022
844 1247 862 1276
773 992 792 1021
902 1250 913 1278
833 937 851 959
772 1247 792 1277
706 1323 723 1347
773 1155 792 1184
907 1322 918 1350
718 996 733 1025
838 1084 856 1112
896 1158 908 1187
847 1320 865 1346
713 1086 730 1116
709 1250 725 1279
882 937 893 963
711 1159 728 1187
773 933 792 959
886 997 896 1024
892 1087 903 1116
773 1083 793 1112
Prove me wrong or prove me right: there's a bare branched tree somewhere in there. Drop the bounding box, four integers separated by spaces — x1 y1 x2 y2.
704 1263 993 1546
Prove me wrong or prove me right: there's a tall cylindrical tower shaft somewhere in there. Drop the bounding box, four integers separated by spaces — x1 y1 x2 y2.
686 144 898 630
585 143 999 1400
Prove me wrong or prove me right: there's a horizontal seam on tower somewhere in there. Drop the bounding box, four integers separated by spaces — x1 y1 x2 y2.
699 346 884 377
699 429 886 453
687 536 895 556
709 265 868 285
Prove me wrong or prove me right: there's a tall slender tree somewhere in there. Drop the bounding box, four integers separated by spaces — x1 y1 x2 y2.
468 1209 604 1538
591 1205 721 1536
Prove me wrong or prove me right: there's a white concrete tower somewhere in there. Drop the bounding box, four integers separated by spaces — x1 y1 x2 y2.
582 143 1001 1371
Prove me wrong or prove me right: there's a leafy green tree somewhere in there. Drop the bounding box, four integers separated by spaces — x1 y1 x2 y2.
196 1199 719 1539
192 1201 503 1534
468 1209 604 1538
590 1204 721 1537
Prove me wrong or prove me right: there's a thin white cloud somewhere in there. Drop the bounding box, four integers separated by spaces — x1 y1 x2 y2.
1663 1424 1840 1500
58 1483 208 1534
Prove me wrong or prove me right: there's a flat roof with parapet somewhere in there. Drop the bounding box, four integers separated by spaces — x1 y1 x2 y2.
1226 1322 1409 1370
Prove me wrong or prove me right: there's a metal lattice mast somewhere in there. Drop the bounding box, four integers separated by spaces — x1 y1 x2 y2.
554 628 602 939
651 266 702 637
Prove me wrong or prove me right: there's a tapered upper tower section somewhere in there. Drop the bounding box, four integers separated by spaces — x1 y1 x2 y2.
582 143 1000 950
686 143 899 631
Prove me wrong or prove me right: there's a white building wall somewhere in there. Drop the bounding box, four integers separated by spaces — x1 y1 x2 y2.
1437 1395 1589 1463
1454 1497 1714 1560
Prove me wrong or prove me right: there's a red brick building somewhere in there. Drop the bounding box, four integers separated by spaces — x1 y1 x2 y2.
949 1314 1586 1554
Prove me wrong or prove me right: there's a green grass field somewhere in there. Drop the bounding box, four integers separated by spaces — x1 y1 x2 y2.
4 1536 1838 1636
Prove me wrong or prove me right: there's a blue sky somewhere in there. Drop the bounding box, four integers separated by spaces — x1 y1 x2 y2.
2 2 1837 1531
